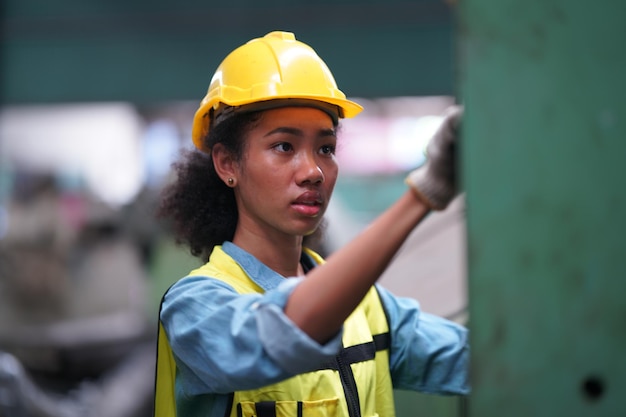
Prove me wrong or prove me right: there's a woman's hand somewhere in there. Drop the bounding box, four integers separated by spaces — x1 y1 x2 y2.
405 105 463 210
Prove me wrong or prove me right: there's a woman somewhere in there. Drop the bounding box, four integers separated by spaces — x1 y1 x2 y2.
155 31 468 417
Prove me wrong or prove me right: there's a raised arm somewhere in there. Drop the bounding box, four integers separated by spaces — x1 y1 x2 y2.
285 106 464 343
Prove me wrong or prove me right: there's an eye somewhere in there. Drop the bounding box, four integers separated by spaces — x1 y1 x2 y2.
273 142 293 153
320 144 336 156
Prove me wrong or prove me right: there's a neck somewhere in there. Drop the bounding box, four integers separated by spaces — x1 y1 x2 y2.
232 230 305 278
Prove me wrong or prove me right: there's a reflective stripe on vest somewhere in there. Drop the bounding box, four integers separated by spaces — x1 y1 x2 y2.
153 246 395 417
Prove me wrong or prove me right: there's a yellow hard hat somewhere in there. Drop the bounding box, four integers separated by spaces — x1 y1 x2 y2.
191 31 363 151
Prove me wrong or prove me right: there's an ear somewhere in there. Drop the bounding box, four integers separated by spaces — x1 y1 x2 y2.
212 143 238 186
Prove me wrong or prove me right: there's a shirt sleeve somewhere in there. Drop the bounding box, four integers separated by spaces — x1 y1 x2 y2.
160 275 343 396
375 284 470 395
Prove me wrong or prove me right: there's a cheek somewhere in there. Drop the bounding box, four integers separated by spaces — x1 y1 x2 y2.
241 163 288 197
324 158 339 179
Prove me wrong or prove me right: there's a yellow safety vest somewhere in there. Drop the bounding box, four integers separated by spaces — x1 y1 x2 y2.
154 246 395 417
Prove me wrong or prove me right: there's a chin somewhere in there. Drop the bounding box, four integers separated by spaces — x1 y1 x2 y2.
302 225 326 254
288 215 326 239
303 219 326 238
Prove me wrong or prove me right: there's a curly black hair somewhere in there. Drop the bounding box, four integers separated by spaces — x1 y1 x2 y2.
157 111 259 261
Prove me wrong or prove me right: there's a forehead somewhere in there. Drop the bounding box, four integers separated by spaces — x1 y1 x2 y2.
255 106 336 129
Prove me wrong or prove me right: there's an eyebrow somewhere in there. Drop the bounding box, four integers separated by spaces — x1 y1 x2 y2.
264 126 337 138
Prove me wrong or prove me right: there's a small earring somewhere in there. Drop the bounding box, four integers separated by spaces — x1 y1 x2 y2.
227 178 234 186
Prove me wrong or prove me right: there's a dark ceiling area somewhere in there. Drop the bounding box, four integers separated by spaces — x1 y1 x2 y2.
1 0 458 104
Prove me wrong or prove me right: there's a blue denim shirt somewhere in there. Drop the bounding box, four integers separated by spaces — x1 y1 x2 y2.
160 242 469 416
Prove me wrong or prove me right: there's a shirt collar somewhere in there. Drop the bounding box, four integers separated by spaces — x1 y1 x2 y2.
221 241 318 292
221 241 287 291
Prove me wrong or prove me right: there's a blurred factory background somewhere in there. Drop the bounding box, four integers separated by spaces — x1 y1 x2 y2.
1 1 465 415
1 0 625 417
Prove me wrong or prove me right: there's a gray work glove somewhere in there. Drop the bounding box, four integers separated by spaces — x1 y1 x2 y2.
405 105 463 210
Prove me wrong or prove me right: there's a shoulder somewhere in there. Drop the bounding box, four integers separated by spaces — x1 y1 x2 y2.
163 274 238 307
170 244 265 296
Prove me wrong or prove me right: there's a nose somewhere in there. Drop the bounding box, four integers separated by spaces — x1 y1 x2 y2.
296 152 325 185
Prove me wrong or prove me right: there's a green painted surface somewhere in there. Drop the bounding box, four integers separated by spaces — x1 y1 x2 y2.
1 0 455 104
394 390 464 417
459 0 626 415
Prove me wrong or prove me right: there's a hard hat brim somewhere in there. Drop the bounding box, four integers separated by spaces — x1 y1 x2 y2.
192 96 362 152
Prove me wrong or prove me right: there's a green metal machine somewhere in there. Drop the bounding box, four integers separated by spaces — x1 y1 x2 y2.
460 1 626 415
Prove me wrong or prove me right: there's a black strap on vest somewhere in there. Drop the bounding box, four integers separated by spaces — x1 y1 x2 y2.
255 401 277 417
315 332 390 372
373 332 391 352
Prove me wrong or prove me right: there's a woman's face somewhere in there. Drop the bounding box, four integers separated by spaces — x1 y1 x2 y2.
232 106 339 241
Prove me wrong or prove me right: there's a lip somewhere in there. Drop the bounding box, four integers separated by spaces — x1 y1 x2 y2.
291 191 324 217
